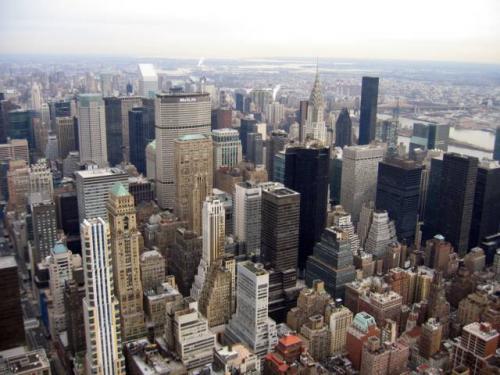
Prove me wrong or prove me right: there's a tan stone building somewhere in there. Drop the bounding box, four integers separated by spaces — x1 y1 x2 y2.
174 134 213 235
107 182 146 340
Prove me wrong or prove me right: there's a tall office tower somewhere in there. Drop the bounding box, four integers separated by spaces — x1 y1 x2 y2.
174 134 213 234
41 103 50 127
375 158 423 242
329 147 343 205
239 116 257 156
7 160 30 213
213 188 234 235
284 143 329 269
56 116 76 159
305 227 356 299
104 96 144 166
419 318 443 359
469 160 500 248
8 109 35 152
358 77 379 145
335 108 352 148
81 218 125 375
64 279 86 356
330 205 360 252
298 100 309 142
409 122 450 157
212 128 242 171
234 181 262 257
169 228 203 296
139 249 165 291
326 302 353 355
246 132 263 165
346 312 381 370
63 151 80 177
45 134 58 161
376 119 399 156
172 300 216 370
250 89 273 114
30 195 58 264
48 242 73 333
0 256 25 350
75 167 128 222
211 108 232 130
29 158 53 199
363 210 397 259
31 82 42 111
261 185 300 277
438 153 478 255
266 101 285 130
266 130 288 181
155 92 211 209
452 322 499 375
423 154 444 240
417 150 443 221
129 106 155 175
50 99 72 119
138 64 158 98
191 197 225 297
107 183 146 340
235 92 245 112
341 144 385 223
494 126 500 161
305 69 326 143
145 140 156 180
225 261 277 358
0 95 20 143
78 94 108 167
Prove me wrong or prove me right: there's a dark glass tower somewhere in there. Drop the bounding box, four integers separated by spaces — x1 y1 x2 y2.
235 93 244 112
104 97 123 166
423 156 443 241
375 158 423 242
284 144 330 270
129 105 155 175
335 108 352 148
409 123 450 158
239 117 257 156
438 153 478 256
246 132 263 165
305 227 355 299
267 130 288 181
469 161 500 248
494 126 500 161
358 77 379 145
7 109 35 152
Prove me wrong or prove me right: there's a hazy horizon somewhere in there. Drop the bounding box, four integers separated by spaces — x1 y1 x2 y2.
1 0 500 64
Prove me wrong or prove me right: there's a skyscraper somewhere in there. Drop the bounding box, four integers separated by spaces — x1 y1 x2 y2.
78 94 108 167
335 108 352 148
7 109 35 153
30 195 58 265
494 126 500 161
138 63 158 98
107 183 146 340
174 134 213 234
266 130 288 181
48 242 73 334
75 167 129 223
266 101 285 130
341 144 385 223
155 92 211 209
285 143 329 269
409 122 450 157
56 116 77 159
305 227 356 299
246 132 263 165
81 218 125 375
31 82 42 111
225 261 277 358
376 158 423 241
376 119 398 156
239 117 257 156
212 128 242 171
129 105 155 175
234 181 262 257
358 77 379 145
305 69 326 143
469 160 500 248
438 153 478 255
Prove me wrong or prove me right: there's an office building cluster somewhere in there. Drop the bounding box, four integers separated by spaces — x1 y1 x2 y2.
0 62 499 375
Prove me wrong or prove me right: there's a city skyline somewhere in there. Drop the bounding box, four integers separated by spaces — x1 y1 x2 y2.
1 0 500 64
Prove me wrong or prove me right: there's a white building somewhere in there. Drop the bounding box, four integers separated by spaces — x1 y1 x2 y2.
225 261 277 358
234 182 262 257
173 300 216 370
212 128 242 170
75 167 128 223
363 210 398 259
340 144 385 223
82 218 125 375
266 101 285 130
48 242 74 333
77 94 108 168
31 82 42 111
29 159 53 200
155 92 211 209
138 64 158 98
305 70 327 144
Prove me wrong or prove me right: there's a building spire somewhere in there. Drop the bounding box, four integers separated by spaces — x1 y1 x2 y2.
309 60 324 108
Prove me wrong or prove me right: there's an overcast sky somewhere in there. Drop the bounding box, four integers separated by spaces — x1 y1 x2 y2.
1 0 500 63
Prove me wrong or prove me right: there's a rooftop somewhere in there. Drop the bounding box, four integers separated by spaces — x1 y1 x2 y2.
110 182 130 197
52 242 68 255
176 133 209 142
0 255 17 269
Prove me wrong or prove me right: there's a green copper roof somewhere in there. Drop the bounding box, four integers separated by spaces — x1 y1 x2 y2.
177 134 207 141
52 242 68 255
110 182 129 197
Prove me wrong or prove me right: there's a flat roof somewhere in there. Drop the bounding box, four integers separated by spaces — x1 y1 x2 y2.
0 255 17 269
